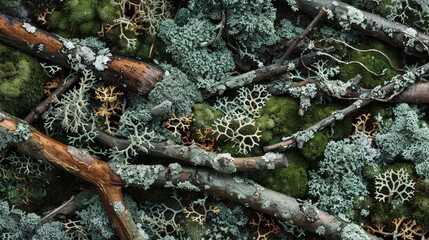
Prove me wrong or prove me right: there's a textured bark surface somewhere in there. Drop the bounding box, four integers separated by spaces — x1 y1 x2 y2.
0 12 164 95
0 112 140 240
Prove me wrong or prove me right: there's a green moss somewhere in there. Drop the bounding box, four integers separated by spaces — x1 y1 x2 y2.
299 101 353 161
410 194 429 229
248 150 308 198
47 0 115 38
192 103 223 130
255 96 300 145
339 39 401 89
184 221 205 240
362 163 381 181
0 44 47 117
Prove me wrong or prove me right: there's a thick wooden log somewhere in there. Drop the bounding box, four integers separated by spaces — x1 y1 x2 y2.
0 12 164 95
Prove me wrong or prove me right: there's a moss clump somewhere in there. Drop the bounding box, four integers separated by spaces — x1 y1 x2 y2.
0 43 47 117
410 194 429 229
47 0 115 38
362 163 382 181
248 150 308 198
300 101 353 161
255 96 300 145
192 103 223 131
339 39 401 89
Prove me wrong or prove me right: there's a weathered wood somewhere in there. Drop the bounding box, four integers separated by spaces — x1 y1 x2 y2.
295 0 429 56
0 12 164 95
0 112 141 240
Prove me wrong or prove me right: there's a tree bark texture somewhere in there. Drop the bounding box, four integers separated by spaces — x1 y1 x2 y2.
0 111 141 240
295 0 429 56
0 12 164 95
151 166 379 240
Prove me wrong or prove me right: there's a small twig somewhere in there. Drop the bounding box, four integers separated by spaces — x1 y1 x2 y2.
41 195 77 224
277 7 327 64
25 73 79 124
209 10 225 48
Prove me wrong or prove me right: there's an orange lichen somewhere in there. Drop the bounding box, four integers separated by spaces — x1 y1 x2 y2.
367 217 428 239
249 212 281 240
43 78 61 96
93 85 124 134
183 201 220 226
37 7 55 25
165 114 193 137
352 113 380 138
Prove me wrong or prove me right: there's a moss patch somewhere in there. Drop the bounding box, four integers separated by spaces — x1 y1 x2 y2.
0 43 47 117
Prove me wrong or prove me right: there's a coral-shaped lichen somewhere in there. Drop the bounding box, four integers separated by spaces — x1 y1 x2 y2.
374 168 415 204
93 85 124 134
249 212 281 240
367 217 427 240
43 70 95 133
213 113 261 155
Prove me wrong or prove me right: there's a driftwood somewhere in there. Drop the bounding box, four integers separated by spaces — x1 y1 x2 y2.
295 0 429 56
0 12 164 95
0 111 140 240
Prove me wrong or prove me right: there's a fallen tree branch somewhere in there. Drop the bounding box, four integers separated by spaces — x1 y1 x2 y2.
264 61 429 151
264 76 429 104
202 46 336 98
0 12 164 95
88 124 288 173
295 0 429 56
131 166 378 240
0 111 141 240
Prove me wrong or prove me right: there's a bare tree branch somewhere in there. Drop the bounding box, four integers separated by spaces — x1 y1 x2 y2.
0 111 141 240
295 0 429 56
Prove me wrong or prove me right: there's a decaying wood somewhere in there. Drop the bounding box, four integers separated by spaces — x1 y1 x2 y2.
0 112 141 240
0 12 164 95
295 0 429 56
149 166 379 240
